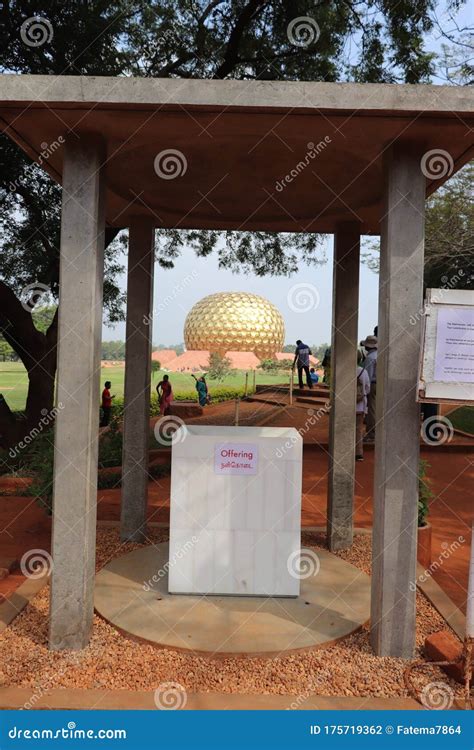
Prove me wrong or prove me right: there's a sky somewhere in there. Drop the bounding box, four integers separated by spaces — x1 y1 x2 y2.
103 236 380 347
101 0 469 348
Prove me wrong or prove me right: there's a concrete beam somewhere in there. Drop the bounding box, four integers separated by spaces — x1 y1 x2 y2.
49 135 105 650
327 223 360 551
370 144 425 658
120 218 155 542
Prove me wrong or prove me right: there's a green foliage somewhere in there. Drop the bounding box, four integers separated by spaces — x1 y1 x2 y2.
102 341 126 360
362 164 474 289
312 343 330 363
151 360 161 379
259 358 292 372
0 337 16 361
418 459 434 527
423 164 473 291
98 418 123 468
206 352 234 382
24 433 55 514
448 405 474 436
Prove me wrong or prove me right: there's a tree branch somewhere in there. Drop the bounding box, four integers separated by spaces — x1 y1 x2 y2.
213 0 269 79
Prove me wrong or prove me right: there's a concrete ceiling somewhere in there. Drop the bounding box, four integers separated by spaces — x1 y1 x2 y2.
1 75 473 234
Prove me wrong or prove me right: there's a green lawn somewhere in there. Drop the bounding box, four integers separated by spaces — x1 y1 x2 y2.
0 361 288 412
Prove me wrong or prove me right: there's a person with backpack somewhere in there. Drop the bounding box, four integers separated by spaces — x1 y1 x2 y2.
356 358 371 461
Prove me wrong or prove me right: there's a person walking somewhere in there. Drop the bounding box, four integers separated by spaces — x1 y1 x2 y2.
100 380 114 427
360 334 378 442
157 374 173 416
356 362 371 460
292 340 313 389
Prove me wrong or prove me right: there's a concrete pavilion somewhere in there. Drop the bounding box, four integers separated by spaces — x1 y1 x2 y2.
1 75 472 657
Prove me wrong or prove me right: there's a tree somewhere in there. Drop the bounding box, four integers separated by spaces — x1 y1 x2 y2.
312 343 330 363
151 360 161 379
361 165 474 290
259 357 292 372
423 164 473 290
0 0 467 447
206 352 234 381
102 341 126 361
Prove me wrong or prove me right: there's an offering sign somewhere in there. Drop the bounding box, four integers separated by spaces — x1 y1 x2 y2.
214 443 258 475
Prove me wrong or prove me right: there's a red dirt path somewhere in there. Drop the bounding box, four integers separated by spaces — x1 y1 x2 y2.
1 400 472 614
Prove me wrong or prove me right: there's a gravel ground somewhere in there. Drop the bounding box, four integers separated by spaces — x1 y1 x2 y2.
0 528 465 704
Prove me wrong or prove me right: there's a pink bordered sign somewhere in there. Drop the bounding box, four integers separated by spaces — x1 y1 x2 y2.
214 443 259 475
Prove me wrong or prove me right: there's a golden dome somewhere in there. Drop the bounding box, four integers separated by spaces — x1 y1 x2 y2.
184 292 285 359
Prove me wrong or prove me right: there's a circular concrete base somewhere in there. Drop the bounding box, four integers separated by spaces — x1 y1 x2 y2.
94 543 370 655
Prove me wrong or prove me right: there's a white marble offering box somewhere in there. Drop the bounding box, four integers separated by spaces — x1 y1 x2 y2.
168 425 302 596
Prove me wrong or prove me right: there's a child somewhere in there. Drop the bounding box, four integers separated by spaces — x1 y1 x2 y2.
101 380 115 426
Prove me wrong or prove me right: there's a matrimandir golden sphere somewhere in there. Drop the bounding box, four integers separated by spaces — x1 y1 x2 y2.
184 292 285 359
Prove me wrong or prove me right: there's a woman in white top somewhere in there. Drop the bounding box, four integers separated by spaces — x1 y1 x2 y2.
356 365 371 461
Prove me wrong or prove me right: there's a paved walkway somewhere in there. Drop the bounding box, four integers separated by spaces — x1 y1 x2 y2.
0 686 424 710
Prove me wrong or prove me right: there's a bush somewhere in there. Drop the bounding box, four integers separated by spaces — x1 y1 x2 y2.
418 459 434 527
98 417 123 468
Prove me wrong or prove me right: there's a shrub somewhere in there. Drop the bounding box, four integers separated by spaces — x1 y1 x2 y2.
418 459 434 527
98 417 123 468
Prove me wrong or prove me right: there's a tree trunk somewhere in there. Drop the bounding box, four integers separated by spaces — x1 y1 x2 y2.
0 280 58 451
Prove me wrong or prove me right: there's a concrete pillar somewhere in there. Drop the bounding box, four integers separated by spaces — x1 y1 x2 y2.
120 218 155 542
327 223 360 551
370 144 425 658
49 135 105 650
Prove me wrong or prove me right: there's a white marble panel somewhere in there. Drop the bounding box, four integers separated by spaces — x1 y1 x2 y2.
168 426 302 596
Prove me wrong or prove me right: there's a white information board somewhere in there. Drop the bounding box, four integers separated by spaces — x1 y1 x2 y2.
418 288 474 403
169 425 302 597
